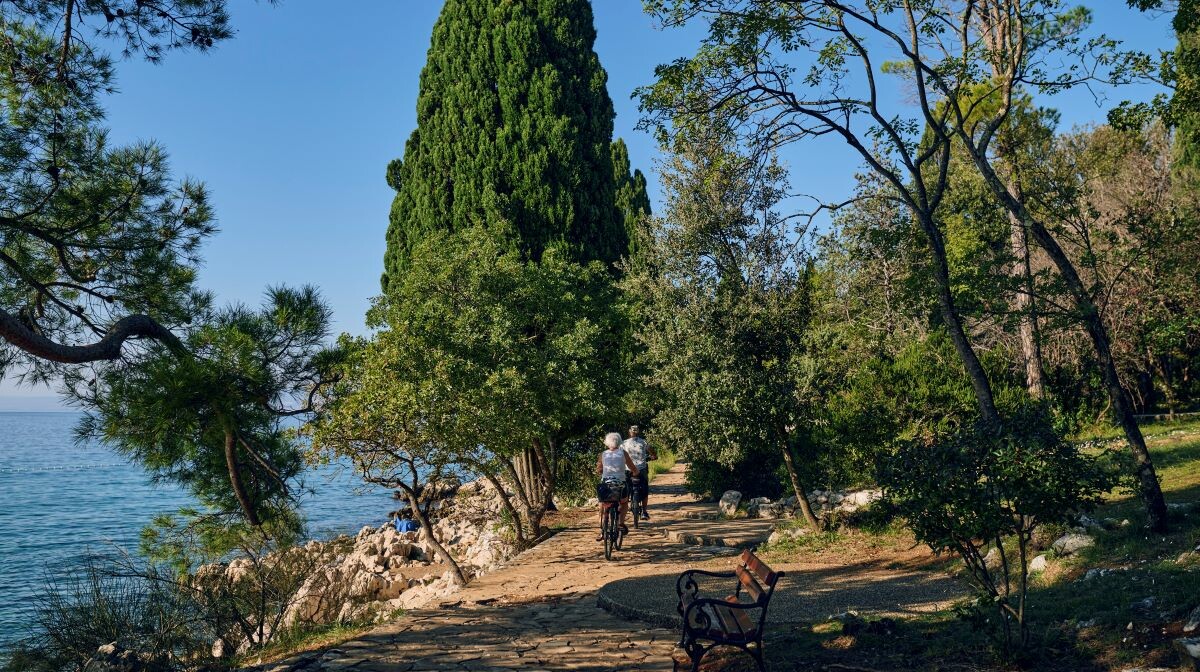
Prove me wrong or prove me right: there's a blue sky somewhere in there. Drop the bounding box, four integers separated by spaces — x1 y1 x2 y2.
0 1 1178 410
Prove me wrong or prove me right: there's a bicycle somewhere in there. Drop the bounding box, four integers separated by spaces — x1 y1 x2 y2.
598 479 626 560
600 499 622 560
628 475 643 529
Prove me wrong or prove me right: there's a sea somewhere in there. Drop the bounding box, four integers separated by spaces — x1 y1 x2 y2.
0 411 397 651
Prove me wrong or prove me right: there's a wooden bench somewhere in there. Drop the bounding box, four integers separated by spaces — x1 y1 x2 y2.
673 549 782 672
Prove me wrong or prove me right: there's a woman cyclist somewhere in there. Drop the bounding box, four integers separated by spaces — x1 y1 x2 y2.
596 431 638 541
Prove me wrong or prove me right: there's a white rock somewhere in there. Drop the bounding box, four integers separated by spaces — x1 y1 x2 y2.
983 547 1002 569
719 490 742 517
1184 605 1200 634
1029 555 1048 572
1052 533 1095 556
1174 637 1200 668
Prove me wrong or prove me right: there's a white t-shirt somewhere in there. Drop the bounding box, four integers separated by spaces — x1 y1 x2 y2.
622 437 649 471
600 448 626 480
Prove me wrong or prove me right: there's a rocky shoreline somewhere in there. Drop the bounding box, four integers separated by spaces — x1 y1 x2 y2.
203 478 521 660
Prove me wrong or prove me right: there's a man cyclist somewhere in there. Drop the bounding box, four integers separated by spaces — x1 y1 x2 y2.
621 425 656 520
596 431 638 541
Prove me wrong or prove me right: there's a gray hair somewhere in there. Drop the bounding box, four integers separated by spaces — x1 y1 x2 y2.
604 432 622 448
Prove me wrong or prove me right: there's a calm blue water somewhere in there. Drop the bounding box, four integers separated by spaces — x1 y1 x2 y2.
0 411 396 649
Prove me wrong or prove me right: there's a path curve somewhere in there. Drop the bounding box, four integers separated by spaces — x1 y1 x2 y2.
251 465 964 672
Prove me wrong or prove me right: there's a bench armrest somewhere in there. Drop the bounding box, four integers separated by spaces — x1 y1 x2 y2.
675 569 736 601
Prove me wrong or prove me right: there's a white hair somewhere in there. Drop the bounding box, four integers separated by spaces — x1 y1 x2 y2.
604 432 622 448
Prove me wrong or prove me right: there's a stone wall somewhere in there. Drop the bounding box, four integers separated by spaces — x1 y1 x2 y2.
720 487 883 519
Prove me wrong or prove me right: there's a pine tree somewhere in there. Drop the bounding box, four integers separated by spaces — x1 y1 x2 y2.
382 0 630 291
612 139 652 259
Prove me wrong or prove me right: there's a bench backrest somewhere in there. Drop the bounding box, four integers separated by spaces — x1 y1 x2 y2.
734 549 781 607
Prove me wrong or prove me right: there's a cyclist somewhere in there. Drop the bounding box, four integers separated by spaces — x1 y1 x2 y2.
621 425 656 521
596 431 638 541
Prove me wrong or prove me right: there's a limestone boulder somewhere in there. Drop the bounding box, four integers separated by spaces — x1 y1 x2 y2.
84 642 166 672
1052 532 1095 556
719 491 742 517
1184 605 1200 634
1174 636 1200 671
767 525 809 546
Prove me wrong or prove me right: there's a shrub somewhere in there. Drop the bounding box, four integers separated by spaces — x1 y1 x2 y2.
879 403 1119 660
2 555 212 672
684 448 785 500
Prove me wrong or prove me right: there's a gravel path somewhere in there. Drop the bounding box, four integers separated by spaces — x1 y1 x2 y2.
250 465 966 671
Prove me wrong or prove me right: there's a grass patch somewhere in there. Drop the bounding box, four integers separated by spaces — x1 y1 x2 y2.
1073 418 1200 443
648 447 676 480
752 427 1200 671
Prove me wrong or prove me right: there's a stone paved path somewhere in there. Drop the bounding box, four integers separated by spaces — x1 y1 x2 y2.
252 465 963 671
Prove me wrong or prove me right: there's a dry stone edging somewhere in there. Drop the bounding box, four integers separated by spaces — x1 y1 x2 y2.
596 588 682 630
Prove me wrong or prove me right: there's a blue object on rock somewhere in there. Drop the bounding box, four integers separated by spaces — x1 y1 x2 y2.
395 519 419 533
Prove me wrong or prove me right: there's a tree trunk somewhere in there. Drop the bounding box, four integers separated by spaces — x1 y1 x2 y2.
403 488 467 586
502 458 539 539
976 168 1169 532
531 438 556 514
1027 225 1169 532
480 470 527 547
1006 199 1046 399
916 214 1001 425
544 436 559 512
780 443 821 530
223 424 261 527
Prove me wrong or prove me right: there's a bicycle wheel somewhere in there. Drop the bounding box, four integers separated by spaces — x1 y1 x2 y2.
613 504 625 551
631 492 641 529
609 504 619 556
603 505 614 560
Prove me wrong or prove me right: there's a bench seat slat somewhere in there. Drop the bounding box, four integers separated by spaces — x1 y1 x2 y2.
695 605 757 642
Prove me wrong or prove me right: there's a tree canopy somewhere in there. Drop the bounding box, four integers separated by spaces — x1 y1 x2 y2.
0 1 242 376
381 0 632 290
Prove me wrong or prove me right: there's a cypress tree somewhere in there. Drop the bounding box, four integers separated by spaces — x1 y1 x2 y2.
1174 18 1200 171
382 0 631 291
612 138 652 259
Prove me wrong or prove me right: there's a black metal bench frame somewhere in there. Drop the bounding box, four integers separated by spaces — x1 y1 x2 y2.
674 548 782 672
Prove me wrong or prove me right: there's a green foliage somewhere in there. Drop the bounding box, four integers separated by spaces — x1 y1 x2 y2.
381 0 630 289
647 446 677 479
879 403 1120 658
377 225 622 458
629 122 816 500
71 287 338 531
612 138 652 260
684 451 785 500
346 226 623 537
0 4 231 377
1113 1 1200 146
